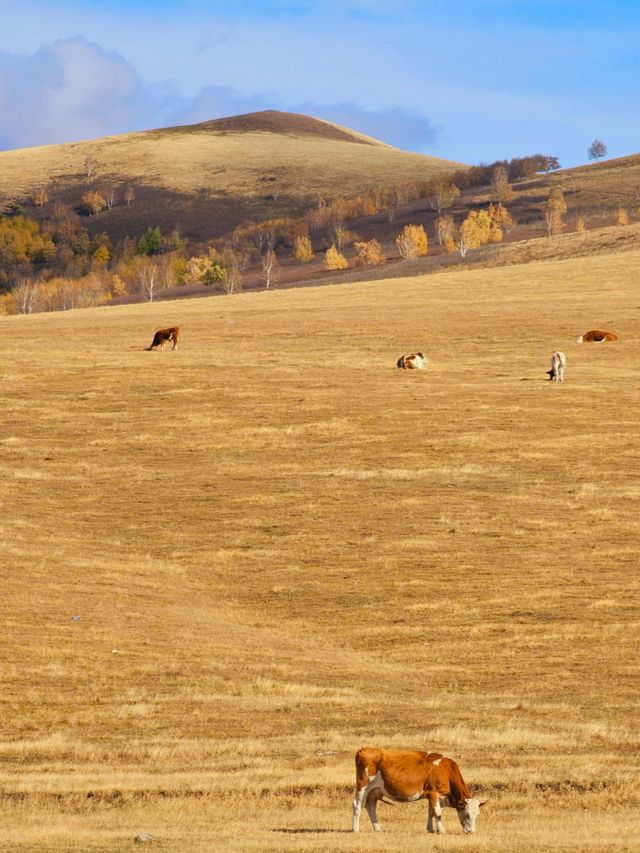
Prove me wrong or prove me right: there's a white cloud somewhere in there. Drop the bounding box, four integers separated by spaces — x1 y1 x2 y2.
0 37 156 148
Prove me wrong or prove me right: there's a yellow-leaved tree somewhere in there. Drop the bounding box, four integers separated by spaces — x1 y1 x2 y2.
396 224 428 259
324 244 349 270
544 188 567 236
292 235 314 262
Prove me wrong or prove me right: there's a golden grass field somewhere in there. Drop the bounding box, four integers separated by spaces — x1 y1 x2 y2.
1 249 639 851
0 111 460 202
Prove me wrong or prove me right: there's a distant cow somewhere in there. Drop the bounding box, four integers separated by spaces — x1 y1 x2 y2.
147 326 180 351
547 350 566 382
397 352 428 369
352 747 486 835
577 330 618 343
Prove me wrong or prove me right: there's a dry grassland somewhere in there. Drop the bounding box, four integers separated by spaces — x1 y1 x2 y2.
0 123 459 202
1 250 639 851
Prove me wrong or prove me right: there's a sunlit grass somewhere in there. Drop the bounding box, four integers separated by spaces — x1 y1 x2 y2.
1 250 639 850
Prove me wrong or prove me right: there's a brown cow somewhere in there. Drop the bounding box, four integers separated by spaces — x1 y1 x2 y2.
352 747 486 835
397 352 428 369
147 326 180 351
577 330 618 343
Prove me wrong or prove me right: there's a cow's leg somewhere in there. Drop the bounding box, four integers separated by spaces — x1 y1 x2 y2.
427 801 435 833
558 364 564 382
365 793 381 832
352 787 366 832
428 791 446 834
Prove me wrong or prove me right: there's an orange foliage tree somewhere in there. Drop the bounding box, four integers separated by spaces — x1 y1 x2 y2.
354 239 385 268
396 224 428 259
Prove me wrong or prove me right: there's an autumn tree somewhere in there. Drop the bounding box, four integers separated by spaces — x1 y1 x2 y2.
80 191 106 216
260 249 280 289
324 244 349 270
588 139 607 160
616 207 629 225
457 210 494 257
544 188 567 236
12 278 40 313
490 164 514 203
427 179 460 214
576 217 586 233
354 239 385 268
396 224 428 259
435 214 455 246
488 203 515 237
219 249 249 294
292 235 314 262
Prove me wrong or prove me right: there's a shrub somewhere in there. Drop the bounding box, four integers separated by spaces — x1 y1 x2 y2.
353 239 385 268
324 244 349 270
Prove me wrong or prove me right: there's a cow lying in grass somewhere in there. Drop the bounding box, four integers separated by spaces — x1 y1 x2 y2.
147 326 180 351
352 747 486 835
547 350 566 382
577 330 618 343
397 352 428 369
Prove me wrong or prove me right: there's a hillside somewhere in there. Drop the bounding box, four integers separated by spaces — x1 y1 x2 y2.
0 110 463 242
1 249 639 850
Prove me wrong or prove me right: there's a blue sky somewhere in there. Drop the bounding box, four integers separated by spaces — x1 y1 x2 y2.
0 0 638 166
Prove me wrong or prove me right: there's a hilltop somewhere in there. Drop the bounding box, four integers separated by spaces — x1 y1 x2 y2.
0 110 463 243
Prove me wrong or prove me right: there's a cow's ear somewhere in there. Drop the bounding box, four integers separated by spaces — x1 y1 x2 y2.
478 798 489 807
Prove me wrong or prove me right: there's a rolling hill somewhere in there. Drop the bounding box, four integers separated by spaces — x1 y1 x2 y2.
0 110 464 243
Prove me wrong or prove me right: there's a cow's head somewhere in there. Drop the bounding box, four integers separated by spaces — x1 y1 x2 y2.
456 797 487 834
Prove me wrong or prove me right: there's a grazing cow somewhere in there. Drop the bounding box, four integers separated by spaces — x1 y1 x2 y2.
397 352 428 369
147 326 180 351
547 350 566 382
352 748 486 835
576 330 618 343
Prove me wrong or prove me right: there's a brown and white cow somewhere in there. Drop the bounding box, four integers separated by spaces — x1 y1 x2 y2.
352 748 486 835
547 350 566 382
147 326 180 351
397 352 428 369
576 330 618 343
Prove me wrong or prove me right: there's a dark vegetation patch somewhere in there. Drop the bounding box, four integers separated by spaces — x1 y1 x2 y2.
161 110 379 146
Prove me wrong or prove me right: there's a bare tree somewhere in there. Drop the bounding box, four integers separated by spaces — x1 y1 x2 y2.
102 185 117 210
84 155 97 178
490 165 514 203
260 249 280 289
13 278 40 314
220 250 249 295
427 179 460 214
135 259 161 302
124 184 135 207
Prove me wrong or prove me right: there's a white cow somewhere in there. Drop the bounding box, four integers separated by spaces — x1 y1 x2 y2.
547 351 566 382
397 352 428 370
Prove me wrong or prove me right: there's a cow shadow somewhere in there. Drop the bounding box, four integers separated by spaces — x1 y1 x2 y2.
271 828 351 835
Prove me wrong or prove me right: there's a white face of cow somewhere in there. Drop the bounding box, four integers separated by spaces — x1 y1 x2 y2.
456 798 485 833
